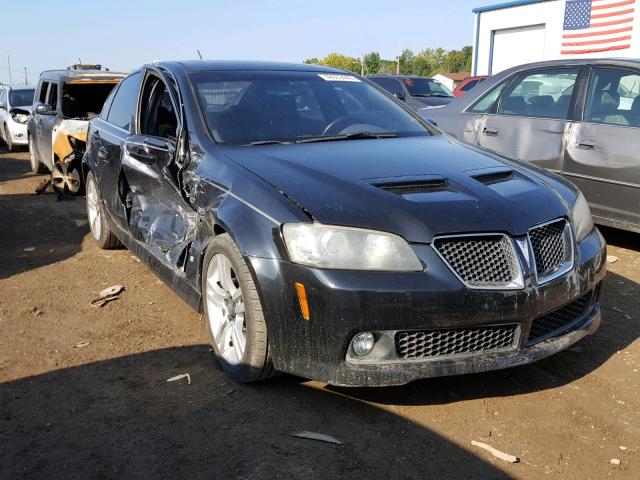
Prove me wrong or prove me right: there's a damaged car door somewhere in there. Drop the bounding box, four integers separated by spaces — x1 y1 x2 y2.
93 71 143 223
120 70 195 267
475 67 580 173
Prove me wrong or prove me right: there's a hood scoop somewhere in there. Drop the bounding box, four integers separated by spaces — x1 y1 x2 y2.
469 168 514 186
371 175 448 195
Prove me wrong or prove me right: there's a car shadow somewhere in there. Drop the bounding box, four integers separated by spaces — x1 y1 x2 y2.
326 270 639 406
0 148 32 183
0 346 511 479
0 192 88 280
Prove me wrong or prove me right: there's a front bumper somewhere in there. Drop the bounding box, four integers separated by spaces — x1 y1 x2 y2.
250 228 606 387
6 120 28 145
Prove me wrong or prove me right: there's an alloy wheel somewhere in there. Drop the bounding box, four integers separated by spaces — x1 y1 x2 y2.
52 160 81 194
86 177 102 241
205 253 247 365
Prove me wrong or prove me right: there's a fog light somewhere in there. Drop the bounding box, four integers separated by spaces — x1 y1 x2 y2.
352 332 375 356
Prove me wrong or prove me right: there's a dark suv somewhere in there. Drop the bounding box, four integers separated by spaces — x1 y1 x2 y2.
369 74 455 110
27 65 125 193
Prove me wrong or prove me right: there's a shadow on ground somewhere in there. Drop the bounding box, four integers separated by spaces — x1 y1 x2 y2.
0 192 88 279
0 346 510 479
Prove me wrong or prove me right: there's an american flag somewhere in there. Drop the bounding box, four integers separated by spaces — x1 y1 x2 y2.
561 0 636 55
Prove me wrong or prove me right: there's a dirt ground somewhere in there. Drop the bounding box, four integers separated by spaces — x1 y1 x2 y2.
0 147 638 480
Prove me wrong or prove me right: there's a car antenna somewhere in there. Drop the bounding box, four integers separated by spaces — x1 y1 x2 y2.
197 49 203 60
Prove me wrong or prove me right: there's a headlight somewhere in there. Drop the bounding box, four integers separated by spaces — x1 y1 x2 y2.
282 223 423 271
571 192 594 242
11 113 29 124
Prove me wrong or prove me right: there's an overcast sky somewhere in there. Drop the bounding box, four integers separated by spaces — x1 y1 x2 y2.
1 0 499 84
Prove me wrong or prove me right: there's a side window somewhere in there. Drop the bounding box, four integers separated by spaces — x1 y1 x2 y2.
584 67 640 127
106 72 142 130
100 86 119 120
47 83 58 110
461 80 479 91
497 69 578 119
139 75 178 141
469 81 507 113
370 78 404 97
38 81 49 104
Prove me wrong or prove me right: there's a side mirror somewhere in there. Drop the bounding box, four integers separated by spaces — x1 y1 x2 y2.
394 92 406 101
0 102 6 110
425 118 438 127
35 103 54 115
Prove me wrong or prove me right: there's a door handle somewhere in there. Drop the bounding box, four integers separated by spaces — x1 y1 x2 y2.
577 140 596 150
482 127 499 136
97 146 108 161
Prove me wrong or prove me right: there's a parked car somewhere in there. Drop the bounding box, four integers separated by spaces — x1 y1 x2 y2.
368 74 455 110
421 58 640 234
28 64 126 193
83 61 605 387
0 85 35 151
453 75 489 97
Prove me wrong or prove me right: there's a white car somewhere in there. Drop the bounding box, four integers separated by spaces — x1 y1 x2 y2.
0 86 35 151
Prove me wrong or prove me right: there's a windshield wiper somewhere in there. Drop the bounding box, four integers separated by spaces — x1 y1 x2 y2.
297 132 399 144
248 140 293 146
412 93 452 98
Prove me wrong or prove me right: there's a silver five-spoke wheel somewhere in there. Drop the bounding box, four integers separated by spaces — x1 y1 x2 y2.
206 253 247 365
86 176 102 241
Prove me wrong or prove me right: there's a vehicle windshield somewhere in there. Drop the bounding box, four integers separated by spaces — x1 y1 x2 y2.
9 89 35 107
190 70 431 145
403 78 453 97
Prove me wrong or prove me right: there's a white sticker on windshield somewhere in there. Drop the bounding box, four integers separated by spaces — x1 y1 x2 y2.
318 73 361 82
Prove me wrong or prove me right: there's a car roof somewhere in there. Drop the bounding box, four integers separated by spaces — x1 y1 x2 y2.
0 85 35 90
156 60 347 74
368 74 434 80
496 57 640 76
38 69 127 82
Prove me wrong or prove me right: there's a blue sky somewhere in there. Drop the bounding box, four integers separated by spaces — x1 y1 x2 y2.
1 0 498 84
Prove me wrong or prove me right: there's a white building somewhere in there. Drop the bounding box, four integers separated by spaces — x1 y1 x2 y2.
472 0 640 76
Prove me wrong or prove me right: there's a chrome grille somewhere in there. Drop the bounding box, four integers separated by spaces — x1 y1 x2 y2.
395 325 518 359
434 235 521 288
527 293 592 345
529 219 570 278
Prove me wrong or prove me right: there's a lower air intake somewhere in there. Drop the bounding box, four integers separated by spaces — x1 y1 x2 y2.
527 292 593 345
395 325 518 359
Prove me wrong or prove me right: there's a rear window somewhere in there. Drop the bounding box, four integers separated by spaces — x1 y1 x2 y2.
62 82 121 119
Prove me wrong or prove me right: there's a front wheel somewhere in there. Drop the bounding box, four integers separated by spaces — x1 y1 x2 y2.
202 233 275 383
52 158 83 195
28 136 48 174
86 171 120 249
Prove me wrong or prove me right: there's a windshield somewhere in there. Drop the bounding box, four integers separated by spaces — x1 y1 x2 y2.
403 78 453 97
190 70 431 145
9 89 35 107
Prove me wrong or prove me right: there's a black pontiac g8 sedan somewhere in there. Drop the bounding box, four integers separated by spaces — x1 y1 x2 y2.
83 61 606 387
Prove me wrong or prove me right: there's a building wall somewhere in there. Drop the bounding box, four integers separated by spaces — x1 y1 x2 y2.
473 0 640 76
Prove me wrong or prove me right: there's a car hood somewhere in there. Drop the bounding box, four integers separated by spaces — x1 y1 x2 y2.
412 96 454 107
222 136 569 243
10 106 32 115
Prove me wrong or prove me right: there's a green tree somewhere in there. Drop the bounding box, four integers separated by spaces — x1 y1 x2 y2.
314 53 360 73
363 52 381 74
398 49 414 75
303 57 320 65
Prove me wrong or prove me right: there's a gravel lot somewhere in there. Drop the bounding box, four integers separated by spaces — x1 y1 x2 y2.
0 148 638 479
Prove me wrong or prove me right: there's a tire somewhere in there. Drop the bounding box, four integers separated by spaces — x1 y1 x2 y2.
85 171 121 249
28 135 48 174
202 233 275 383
